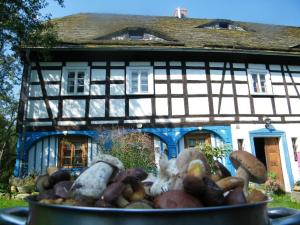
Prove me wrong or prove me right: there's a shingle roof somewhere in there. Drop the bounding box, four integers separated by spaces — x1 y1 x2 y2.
51 13 300 56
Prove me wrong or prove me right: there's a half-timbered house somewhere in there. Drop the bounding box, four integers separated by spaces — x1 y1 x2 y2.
15 13 300 191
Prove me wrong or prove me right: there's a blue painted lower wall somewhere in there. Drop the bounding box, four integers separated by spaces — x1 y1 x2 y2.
15 126 234 176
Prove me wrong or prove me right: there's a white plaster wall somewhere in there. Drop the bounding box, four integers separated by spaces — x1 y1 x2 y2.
186 62 204 67
155 84 168 94
248 64 266 70
271 72 284 83
171 98 185 115
129 98 152 116
231 123 300 191
235 84 249 95
63 99 86 118
111 62 125 67
187 83 207 95
272 85 286 96
285 73 292 83
275 98 289 114
49 100 58 118
46 84 60 96
234 71 248 81
155 98 168 116
27 100 48 119
188 97 209 115
129 61 151 66
292 74 300 83
109 99 125 117
29 85 42 97
219 97 235 114
210 70 231 81
290 98 300 114
90 84 105 95
288 65 300 71
92 62 106 66
110 84 124 95
91 69 106 81
154 69 167 80
171 83 183 94
42 70 61 81
211 83 221 94
89 99 105 117
209 62 224 67
233 63 246 69
154 61 166 67
186 69 206 81
30 70 39 82
170 61 181 66
110 69 124 80
170 69 182 80
253 98 273 114
287 85 297 96
237 97 251 114
270 65 281 71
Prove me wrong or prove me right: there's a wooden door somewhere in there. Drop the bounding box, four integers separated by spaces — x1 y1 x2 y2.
264 138 285 190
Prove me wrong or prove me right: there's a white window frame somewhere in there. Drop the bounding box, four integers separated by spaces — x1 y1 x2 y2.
61 66 90 96
247 69 273 95
126 66 154 94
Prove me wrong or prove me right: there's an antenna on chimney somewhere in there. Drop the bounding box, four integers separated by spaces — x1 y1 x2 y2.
173 7 188 18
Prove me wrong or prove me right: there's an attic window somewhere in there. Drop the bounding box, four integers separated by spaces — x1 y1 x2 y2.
109 28 165 41
197 20 246 31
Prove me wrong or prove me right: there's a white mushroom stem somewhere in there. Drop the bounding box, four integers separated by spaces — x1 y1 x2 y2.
235 167 249 197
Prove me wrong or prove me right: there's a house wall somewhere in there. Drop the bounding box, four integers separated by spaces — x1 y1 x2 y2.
25 61 300 127
27 135 97 175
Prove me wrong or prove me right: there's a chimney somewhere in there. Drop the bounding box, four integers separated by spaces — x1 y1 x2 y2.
173 7 188 18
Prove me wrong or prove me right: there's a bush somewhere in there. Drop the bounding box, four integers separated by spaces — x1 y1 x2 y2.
264 172 285 195
100 131 156 172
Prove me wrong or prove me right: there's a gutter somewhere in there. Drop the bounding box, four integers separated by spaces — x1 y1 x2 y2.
24 46 300 58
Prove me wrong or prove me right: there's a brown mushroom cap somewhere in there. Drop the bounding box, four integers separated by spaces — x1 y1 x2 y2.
213 161 231 178
230 151 267 184
102 182 126 202
216 177 244 193
114 168 148 184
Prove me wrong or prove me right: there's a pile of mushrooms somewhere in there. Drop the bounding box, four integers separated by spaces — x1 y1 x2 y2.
34 149 268 209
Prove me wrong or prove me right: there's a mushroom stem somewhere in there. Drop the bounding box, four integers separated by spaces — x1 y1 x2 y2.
235 167 249 197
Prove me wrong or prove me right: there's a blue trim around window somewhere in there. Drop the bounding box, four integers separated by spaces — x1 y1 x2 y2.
249 128 294 191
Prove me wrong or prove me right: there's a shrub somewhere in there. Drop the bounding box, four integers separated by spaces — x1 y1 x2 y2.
264 172 285 195
100 131 156 172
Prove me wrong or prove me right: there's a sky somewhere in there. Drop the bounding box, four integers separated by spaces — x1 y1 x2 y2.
42 0 300 26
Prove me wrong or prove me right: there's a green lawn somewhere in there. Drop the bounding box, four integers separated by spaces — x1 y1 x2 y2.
0 198 28 209
268 194 300 209
0 194 300 210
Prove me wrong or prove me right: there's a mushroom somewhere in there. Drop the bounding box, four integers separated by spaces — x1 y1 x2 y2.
224 187 247 205
216 176 244 193
102 181 129 207
187 159 207 178
53 181 73 199
71 154 124 199
125 201 153 209
211 161 231 182
154 190 203 208
200 176 224 206
183 175 206 198
247 189 268 203
49 170 71 186
230 151 267 197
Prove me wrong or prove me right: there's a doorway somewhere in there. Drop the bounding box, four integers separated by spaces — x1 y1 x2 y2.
254 137 285 190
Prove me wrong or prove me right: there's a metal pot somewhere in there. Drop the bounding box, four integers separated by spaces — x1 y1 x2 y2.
1 196 300 225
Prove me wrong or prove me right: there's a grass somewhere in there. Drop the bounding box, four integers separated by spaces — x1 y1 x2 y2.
0 194 300 210
0 198 28 209
268 194 300 209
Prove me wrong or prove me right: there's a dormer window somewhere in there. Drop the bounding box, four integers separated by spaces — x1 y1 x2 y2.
197 20 246 31
98 27 169 41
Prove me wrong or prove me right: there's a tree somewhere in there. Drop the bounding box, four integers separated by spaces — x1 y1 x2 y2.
0 0 64 189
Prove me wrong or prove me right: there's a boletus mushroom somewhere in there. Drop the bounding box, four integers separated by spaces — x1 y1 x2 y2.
230 150 267 197
211 161 231 182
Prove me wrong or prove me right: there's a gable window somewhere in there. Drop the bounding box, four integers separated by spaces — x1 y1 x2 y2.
62 66 90 95
59 136 88 168
248 70 272 95
126 67 154 94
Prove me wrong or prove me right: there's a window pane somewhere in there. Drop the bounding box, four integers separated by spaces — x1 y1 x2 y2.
140 71 148 92
64 150 71 157
68 72 75 79
78 72 85 79
131 71 139 92
77 86 84 93
259 74 266 93
67 86 74 93
63 158 71 165
251 74 259 92
188 139 196 147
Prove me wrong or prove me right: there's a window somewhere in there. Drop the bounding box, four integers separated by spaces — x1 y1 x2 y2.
59 136 88 168
197 20 246 31
237 139 244 151
292 137 298 161
126 67 154 94
62 66 90 95
248 70 272 95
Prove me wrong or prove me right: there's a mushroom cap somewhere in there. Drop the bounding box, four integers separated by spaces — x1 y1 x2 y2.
92 154 124 171
230 151 267 184
114 168 148 184
102 182 126 202
216 176 244 193
224 187 247 205
213 161 231 178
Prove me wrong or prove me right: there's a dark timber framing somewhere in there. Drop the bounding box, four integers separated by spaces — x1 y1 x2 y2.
20 50 300 132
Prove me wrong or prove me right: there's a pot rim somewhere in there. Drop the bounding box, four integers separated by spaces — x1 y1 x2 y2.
26 196 272 213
